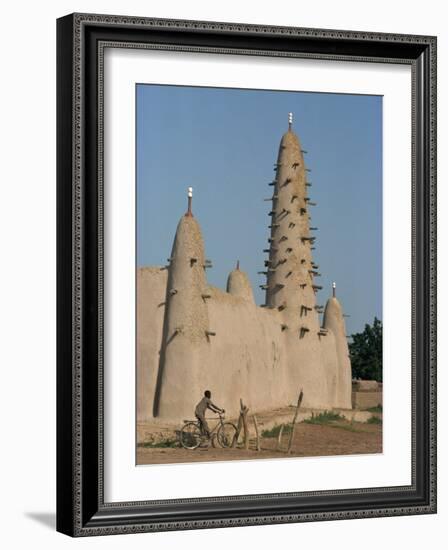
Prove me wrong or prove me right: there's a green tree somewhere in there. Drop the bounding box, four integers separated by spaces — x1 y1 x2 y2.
349 317 382 382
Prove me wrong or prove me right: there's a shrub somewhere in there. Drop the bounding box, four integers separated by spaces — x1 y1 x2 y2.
261 424 292 438
138 438 178 448
304 411 344 424
365 405 382 413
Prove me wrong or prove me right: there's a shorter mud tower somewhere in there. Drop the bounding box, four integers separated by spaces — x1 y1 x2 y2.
138 115 352 422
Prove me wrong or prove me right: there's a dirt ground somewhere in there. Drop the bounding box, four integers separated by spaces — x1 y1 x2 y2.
137 420 382 465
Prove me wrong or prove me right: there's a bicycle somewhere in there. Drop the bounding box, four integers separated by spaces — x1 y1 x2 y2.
179 413 238 450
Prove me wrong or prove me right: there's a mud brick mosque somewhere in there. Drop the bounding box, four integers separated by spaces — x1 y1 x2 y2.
137 113 352 422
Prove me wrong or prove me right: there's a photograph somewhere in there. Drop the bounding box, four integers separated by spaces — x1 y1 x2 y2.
136 84 383 465
53 8 436 539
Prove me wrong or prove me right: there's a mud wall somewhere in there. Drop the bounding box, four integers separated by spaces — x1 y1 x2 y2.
137 267 350 422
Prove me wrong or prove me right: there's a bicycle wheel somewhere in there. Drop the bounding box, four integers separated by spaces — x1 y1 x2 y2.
180 422 202 450
217 422 238 448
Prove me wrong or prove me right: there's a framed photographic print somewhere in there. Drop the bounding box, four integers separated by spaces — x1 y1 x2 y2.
56 13 437 536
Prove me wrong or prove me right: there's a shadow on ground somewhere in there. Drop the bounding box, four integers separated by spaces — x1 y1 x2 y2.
25 512 56 530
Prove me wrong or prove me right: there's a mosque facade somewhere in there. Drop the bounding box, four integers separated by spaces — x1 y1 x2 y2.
137 115 352 422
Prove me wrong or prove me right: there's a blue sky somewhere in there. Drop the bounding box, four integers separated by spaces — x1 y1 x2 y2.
136 84 382 336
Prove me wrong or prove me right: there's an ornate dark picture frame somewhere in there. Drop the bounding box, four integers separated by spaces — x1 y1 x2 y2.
56 13 437 537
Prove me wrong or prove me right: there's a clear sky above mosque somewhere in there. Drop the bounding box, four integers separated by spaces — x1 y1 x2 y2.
136 84 382 336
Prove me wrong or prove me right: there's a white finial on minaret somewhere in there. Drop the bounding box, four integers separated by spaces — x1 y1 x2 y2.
332 281 336 297
288 112 293 130
187 186 193 216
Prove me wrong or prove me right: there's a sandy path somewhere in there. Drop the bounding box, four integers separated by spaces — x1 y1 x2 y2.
137 421 382 465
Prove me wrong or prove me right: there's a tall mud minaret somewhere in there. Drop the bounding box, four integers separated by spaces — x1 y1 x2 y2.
264 113 320 336
260 113 331 407
153 188 211 419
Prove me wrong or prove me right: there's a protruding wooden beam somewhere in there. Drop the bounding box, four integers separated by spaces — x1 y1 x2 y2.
301 305 312 317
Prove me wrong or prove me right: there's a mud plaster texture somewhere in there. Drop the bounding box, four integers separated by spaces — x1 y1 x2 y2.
138 127 353 422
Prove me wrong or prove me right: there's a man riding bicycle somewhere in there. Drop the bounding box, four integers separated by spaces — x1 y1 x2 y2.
194 390 225 438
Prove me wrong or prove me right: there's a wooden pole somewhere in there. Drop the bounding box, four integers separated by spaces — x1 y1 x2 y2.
276 425 284 451
253 415 260 451
287 389 304 454
240 399 249 450
232 411 243 448
232 398 249 448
